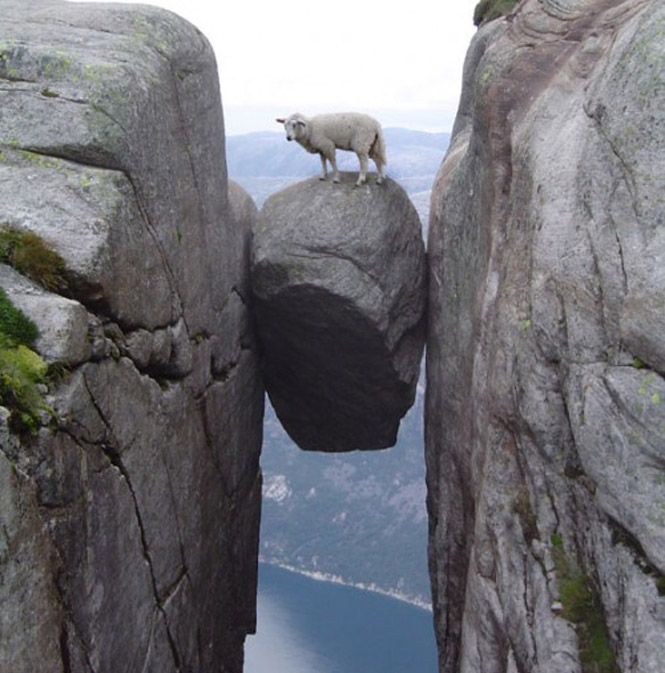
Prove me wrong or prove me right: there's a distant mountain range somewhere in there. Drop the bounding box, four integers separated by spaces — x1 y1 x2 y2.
227 129 445 605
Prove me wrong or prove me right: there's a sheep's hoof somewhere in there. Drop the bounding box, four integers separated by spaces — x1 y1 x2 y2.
333 177 341 184
319 175 327 181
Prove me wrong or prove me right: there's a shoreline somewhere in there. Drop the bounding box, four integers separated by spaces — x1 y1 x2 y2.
259 557 433 613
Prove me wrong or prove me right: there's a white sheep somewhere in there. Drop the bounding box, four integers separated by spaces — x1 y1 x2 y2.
276 112 386 186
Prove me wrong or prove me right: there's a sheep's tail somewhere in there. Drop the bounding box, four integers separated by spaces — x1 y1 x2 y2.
371 125 387 165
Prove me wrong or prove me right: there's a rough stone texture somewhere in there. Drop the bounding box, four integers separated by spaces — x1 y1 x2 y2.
0 415 64 673
426 1 665 672
0 3 263 672
0 264 90 365
252 173 426 451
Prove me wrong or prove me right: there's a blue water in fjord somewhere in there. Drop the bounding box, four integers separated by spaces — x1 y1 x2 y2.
244 564 438 673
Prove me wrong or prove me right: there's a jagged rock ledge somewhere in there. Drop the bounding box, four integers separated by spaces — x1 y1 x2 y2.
251 173 427 451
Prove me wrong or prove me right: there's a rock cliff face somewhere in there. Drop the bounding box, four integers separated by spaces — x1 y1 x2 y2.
0 2 262 672
251 174 426 451
426 1 665 672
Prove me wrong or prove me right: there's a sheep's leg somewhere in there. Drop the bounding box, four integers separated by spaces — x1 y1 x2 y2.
317 140 340 183
319 154 328 180
374 158 385 185
327 150 340 183
369 133 385 185
370 145 385 185
356 153 368 186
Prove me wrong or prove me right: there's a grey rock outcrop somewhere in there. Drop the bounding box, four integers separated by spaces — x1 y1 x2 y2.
0 3 262 673
252 173 426 451
0 265 90 366
426 1 665 672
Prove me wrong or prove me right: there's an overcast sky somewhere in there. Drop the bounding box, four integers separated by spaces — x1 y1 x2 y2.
67 0 478 135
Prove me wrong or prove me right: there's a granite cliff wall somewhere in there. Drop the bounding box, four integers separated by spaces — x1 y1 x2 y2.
0 2 263 672
427 1 665 671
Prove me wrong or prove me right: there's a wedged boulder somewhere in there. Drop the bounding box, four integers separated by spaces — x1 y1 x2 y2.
252 173 426 451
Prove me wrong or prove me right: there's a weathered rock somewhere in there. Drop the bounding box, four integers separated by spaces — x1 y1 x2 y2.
0 3 263 673
252 173 426 451
0 264 90 365
0 0 239 341
0 423 63 673
426 1 665 672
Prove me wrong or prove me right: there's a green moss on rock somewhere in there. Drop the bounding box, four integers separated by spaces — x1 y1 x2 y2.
0 226 67 435
0 290 49 436
0 227 68 292
0 343 49 436
0 287 38 347
551 539 620 673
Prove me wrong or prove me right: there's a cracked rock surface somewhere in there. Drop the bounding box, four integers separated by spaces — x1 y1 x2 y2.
251 173 426 451
0 2 263 672
426 1 665 672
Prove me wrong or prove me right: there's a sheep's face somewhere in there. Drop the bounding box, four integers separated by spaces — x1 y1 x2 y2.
282 115 307 142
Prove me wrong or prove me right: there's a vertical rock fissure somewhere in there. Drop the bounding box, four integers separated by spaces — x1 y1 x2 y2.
59 622 72 673
585 104 641 219
157 441 190 581
167 63 209 231
611 221 629 296
121 170 185 330
56 592 102 673
81 374 183 672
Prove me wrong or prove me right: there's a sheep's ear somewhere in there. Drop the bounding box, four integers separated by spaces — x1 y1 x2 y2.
296 120 306 128
276 118 286 124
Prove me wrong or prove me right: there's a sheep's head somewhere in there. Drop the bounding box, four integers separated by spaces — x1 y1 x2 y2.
277 113 307 142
